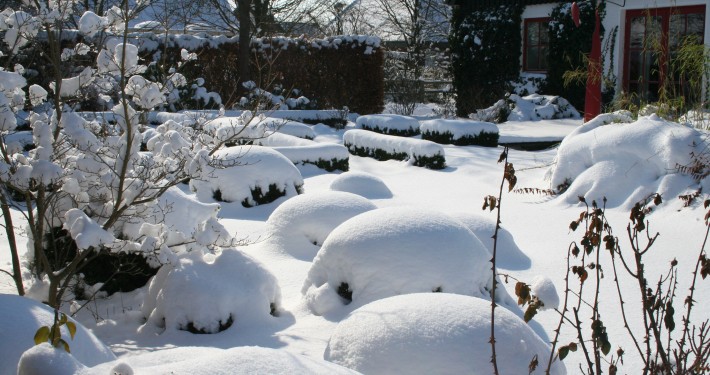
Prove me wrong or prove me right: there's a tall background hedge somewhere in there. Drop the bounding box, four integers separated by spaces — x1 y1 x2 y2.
450 4 524 117
12 33 385 115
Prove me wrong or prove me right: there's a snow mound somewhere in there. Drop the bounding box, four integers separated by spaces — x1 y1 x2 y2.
302 207 493 315
190 146 303 207
83 346 360 375
450 212 531 270
18 343 87 375
356 114 420 136
140 249 282 334
329 171 393 199
531 275 560 311
0 295 116 375
265 191 377 259
324 293 565 375
549 113 703 207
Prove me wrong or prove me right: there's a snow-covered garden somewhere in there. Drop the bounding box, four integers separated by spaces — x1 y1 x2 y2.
1 2 710 375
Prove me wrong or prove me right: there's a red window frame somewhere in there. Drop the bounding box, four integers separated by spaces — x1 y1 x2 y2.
622 5 706 102
523 17 550 72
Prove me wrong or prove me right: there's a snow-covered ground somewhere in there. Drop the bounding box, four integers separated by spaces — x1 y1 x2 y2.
2 111 710 374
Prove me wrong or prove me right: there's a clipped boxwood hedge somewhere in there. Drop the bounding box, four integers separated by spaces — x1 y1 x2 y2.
422 130 499 147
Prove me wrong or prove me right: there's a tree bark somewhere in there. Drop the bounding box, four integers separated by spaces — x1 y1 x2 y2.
237 0 252 86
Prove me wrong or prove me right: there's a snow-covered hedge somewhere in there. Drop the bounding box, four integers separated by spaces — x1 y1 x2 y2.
343 129 446 170
420 118 499 147
265 191 377 260
329 171 393 199
549 112 705 207
324 293 565 375
356 114 420 137
256 133 350 172
301 207 494 315
190 146 303 207
140 249 282 334
262 118 316 139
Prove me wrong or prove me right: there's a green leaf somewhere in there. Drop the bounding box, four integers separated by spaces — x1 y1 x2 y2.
65 321 77 340
34 326 50 345
56 338 71 353
59 313 68 324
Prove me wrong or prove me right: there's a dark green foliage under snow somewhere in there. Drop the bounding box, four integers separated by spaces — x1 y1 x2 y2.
422 130 499 147
344 143 446 170
450 4 524 116
359 124 420 137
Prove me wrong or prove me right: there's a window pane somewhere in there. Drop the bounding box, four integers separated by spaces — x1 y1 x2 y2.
539 46 548 70
629 51 642 80
629 17 646 48
527 47 540 70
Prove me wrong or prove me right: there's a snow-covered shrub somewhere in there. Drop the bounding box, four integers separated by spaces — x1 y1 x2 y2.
84 346 360 374
190 145 304 207
471 94 580 123
302 207 494 315
344 129 446 169
679 109 710 131
264 191 377 259
469 99 511 124
329 171 393 199
324 293 565 375
507 94 580 121
255 133 350 172
450 212 530 270
420 118 499 147
0 295 115 375
261 118 316 139
140 249 282 334
0 4 250 307
548 113 705 207
201 113 268 146
236 82 314 111
356 114 420 137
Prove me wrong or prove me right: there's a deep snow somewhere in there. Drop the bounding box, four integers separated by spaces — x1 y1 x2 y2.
1 109 709 374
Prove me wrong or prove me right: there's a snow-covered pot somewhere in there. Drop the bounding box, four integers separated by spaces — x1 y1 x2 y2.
140 249 282 334
301 207 493 315
190 145 303 207
324 293 566 375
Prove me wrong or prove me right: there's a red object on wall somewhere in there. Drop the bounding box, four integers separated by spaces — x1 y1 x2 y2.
584 7 602 122
571 2 581 27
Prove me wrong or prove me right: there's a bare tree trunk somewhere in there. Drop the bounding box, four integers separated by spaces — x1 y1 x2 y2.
238 0 252 86
0 194 25 295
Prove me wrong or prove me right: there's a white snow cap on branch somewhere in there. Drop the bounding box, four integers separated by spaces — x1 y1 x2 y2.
64 209 116 250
